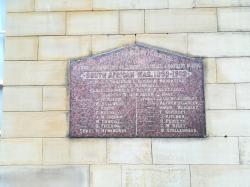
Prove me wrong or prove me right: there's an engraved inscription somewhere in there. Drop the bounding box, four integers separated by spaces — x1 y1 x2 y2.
70 44 206 137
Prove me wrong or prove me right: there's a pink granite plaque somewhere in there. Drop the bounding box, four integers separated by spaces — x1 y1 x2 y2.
69 44 206 138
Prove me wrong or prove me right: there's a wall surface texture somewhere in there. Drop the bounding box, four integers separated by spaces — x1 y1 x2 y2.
2 0 250 186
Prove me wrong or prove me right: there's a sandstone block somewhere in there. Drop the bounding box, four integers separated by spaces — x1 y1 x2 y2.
120 10 144 34
4 61 67 85
122 165 190 187
6 12 65 36
205 84 236 109
2 112 68 137
0 138 42 165
90 165 121 187
191 165 250 187
39 36 91 60
217 58 250 83
207 110 250 136
218 7 250 31
67 11 119 35
107 138 151 164
136 34 187 54
5 37 38 60
43 138 106 164
188 33 250 57
43 86 68 111
91 35 135 54
236 83 250 109
3 87 42 111
145 9 217 33
35 0 92 11
152 137 239 164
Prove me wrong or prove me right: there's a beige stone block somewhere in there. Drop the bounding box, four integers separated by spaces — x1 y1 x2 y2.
239 137 250 164
217 58 250 82
43 86 68 111
7 0 34 12
92 35 135 54
218 7 250 31
6 12 65 36
43 138 106 164
3 87 42 111
67 11 119 35
152 137 239 164
188 33 250 57
191 165 250 187
145 9 217 33
93 0 168 10
120 10 144 34
122 165 190 187
205 84 236 109
204 58 216 83
5 37 38 60
35 0 92 11
136 34 187 54
107 139 151 164
2 112 68 137
90 165 121 187
196 0 239 7
0 138 42 165
240 0 250 6
236 83 250 109
207 110 250 136
0 166 89 187
169 0 194 8
4 61 67 85
39 36 91 60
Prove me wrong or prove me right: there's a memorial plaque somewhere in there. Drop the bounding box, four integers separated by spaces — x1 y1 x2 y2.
69 44 206 138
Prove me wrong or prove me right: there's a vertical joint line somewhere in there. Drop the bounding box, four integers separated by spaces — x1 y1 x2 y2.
135 96 138 136
234 83 238 109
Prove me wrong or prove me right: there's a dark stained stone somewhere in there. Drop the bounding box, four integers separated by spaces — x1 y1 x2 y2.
69 43 206 138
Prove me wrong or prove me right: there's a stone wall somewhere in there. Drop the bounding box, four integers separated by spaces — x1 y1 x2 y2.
1 0 250 186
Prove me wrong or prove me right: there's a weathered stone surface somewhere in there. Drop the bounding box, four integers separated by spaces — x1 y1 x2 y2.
91 35 135 54
145 9 217 33
204 58 216 83
239 137 250 164
217 58 250 83
218 7 250 31
236 83 250 109
107 139 151 164
169 0 194 8
70 44 206 138
120 10 144 34
6 12 65 36
43 138 106 164
188 33 250 57
205 84 236 109
195 0 239 7
191 165 250 187
93 0 168 9
2 112 68 137
35 0 92 11
90 165 121 187
5 37 38 60
67 11 119 35
38 36 91 60
152 137 239 164
122 165 190 187
4 61 67 85
3 87 43 111
207 110 250 136
0 138 42 165
43 86 68 111
7 0 34 12
0 166 89 187
136 34 187 54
